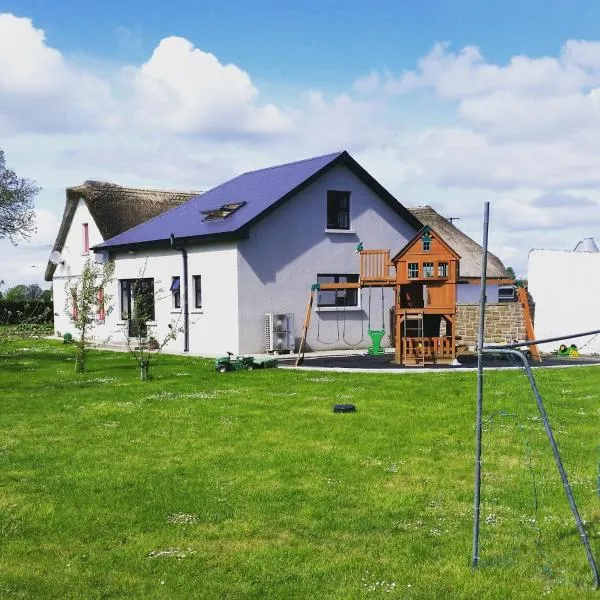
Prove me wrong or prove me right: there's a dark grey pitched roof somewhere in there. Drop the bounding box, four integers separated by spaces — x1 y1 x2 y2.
407 206 510 279
96 151 423 250
45 181 199 281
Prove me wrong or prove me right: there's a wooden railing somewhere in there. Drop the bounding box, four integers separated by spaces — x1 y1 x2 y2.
403 336 453 361
360 250 393 282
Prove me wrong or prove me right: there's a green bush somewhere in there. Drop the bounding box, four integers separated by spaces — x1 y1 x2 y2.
0 299 53 324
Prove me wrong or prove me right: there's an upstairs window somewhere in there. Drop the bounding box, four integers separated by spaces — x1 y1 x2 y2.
193 275 202 309
423 262 434 278
422 231 431 252
170 276 181 309
317 274 359 307
326 191 350 230
438 262 448 278
408 263 419 279
82 223 89 255
201 201 246 222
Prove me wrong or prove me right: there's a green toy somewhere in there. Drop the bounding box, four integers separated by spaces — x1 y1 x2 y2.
215 352 278 373
367 328 385 356
557 344 579 357
367 286 386 356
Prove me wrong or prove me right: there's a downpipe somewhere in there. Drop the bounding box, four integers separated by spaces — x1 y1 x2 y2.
170 233 189 353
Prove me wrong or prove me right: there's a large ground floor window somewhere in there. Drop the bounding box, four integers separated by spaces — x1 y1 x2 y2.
317 274 359 308
120 278 155 337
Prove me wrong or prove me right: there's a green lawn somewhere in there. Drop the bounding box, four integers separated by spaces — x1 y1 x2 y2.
1 339 599 599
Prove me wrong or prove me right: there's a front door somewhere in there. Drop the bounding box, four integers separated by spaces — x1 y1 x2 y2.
120 279 155 337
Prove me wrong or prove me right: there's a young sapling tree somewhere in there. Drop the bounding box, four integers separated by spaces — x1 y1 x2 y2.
65 258 114 373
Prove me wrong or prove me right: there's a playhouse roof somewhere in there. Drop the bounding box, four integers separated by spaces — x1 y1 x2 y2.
94 151 422 251
407 206 510 279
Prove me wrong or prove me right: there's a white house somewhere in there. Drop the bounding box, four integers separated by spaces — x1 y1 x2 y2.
46 152 511 356
528 240 600 354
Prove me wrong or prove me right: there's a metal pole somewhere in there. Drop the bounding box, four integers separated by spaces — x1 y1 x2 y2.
472 202 490 568
485 328 600 350
482 349 600 589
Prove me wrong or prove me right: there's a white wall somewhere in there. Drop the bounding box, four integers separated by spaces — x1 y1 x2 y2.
237 164 417 353
52 199 104 336
528 249 600 354
52 206 240 356
95 243 239 356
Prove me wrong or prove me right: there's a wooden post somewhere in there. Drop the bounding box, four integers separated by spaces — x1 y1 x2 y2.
517 286 541 362
295 288 316 366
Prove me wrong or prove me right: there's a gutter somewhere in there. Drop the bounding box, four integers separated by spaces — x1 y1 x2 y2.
170 233 189 353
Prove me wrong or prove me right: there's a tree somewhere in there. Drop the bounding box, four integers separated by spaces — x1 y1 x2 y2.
26 283 43 299
123 269 180 381
4 284 28 302
0 149 39 243
65 258 115 373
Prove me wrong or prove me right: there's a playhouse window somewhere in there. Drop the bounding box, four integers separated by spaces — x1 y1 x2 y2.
423 262 434 278
170 276 181 309
438 262 448 277
193 275 202 309
408 263 419 278
422 233 431 252
326 191 350 230
317 274 359 307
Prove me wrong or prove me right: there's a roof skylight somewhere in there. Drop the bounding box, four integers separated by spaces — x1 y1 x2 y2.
201 201 246 222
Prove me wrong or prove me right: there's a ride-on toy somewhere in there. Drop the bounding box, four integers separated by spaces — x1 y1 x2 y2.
215 352 278 373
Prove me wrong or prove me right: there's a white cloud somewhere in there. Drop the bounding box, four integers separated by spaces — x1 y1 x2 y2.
126 36 292 136
0 209 61 288
0 13 117 134
4 11 600 282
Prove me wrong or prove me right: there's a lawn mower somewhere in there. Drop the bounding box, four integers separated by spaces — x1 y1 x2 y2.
215 352 278 373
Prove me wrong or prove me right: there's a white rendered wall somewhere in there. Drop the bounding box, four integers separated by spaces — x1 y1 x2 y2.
528 249 600 354
85 243 240 356
52 199 104 337
236 164 416 354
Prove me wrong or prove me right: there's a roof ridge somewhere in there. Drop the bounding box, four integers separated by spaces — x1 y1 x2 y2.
71 180 201 196
241 151 344 176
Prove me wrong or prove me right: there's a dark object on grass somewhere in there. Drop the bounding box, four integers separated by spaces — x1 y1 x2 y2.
333 404 356 413
63 332 73 344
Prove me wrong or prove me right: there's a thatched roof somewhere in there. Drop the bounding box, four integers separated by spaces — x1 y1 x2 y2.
45 181 199 281
407 206 510 279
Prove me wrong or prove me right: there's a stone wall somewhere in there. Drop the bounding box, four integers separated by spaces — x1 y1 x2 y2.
456 303 526 349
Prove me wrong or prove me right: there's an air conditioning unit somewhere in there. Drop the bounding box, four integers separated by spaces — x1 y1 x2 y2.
264 313 295 353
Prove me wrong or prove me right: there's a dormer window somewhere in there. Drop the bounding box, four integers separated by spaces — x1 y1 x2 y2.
422 231 431 252
326 191 350 230
201 201 246 222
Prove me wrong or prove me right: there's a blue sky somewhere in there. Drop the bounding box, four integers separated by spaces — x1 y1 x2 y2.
6 0 600 84
2 1 600 285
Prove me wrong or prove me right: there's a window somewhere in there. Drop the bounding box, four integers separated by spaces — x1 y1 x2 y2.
326 191 350 230
193 275 202 309
201 201 246 222
82 223 89 254
97 288 105 321
423 262 434 278
422 233 431 252
170 276 181 309
438 262 448 278
317 274 359 307
408 263 419 278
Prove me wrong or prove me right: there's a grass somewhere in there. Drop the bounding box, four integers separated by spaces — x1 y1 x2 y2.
0 339 599 599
